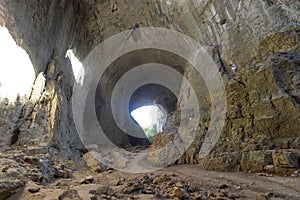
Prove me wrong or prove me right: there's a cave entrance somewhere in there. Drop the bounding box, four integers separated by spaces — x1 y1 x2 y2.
0 26 35 101
128 83 178 146
130 105 167 143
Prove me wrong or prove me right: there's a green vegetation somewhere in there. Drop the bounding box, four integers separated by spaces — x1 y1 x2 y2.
143 124 157 143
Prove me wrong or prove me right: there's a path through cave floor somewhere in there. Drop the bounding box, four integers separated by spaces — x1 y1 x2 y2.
7 165 300 200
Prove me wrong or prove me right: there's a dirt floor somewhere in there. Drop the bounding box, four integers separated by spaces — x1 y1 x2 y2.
7 165 300 200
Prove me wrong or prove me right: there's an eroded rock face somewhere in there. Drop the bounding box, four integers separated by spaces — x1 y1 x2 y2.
0 0 299 174
0 0 83 153
148 132 185 167
147 1 300 173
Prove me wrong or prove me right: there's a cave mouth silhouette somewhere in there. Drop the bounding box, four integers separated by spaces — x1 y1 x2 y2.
130 105 167 144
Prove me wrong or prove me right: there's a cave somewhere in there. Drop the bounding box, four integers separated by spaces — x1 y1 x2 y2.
0 0 300 199
130 104 168 142
129 83 177 143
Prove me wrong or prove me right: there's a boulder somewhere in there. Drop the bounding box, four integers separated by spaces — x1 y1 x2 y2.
82 151 105 173
272 149 300 168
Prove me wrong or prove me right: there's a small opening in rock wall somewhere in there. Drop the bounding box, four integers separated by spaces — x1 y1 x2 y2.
65 49 84 85
130 105 167 143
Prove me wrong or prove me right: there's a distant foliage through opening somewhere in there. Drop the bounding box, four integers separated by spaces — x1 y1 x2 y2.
130 105 166 143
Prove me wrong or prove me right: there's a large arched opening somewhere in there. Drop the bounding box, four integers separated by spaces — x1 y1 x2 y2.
78 48 211 151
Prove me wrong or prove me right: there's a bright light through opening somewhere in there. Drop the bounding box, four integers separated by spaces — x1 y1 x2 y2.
65 49 84 85
131 105 167 142
0 26 35 101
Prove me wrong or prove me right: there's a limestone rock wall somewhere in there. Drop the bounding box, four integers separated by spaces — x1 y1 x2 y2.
0 0 83 156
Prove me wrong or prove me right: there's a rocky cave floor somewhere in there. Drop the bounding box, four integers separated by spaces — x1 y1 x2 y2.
1 146 300 200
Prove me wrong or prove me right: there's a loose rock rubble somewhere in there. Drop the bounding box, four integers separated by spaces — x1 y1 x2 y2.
0 145 299 200
0 146 75 199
